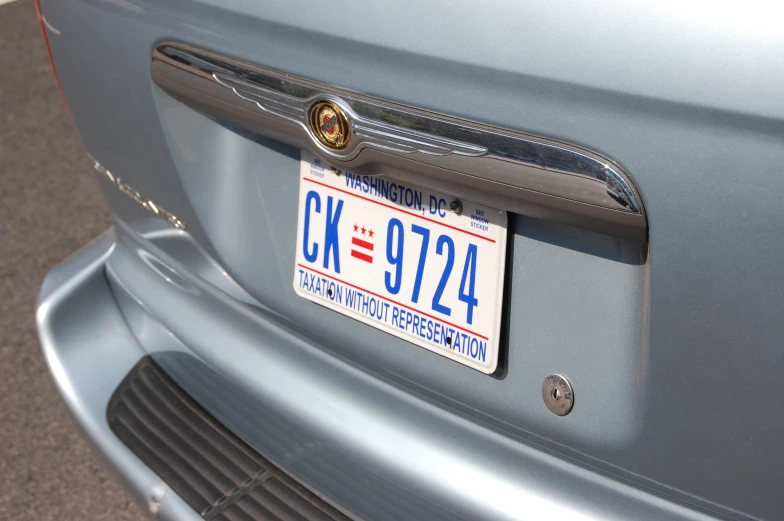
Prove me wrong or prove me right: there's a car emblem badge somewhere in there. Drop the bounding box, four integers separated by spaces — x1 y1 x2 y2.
309 100 351 150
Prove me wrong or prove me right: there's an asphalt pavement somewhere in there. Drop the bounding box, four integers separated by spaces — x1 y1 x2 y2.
0 1 145 519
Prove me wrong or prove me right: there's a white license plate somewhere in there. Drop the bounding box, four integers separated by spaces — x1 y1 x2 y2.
293 151 507 373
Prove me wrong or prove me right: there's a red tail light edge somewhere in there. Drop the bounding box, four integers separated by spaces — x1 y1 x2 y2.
35 0 71 117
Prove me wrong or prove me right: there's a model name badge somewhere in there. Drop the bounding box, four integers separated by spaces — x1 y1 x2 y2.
90 155 186 230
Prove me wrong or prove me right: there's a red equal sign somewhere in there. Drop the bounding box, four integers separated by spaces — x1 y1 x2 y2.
351 237 374 263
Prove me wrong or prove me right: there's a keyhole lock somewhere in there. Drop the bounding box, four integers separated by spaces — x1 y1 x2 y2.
542 374 574 416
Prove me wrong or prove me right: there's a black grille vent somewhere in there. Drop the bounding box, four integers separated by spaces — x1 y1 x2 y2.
107 357 352 521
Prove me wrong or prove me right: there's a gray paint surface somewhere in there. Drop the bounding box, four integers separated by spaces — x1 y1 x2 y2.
37 0 784 519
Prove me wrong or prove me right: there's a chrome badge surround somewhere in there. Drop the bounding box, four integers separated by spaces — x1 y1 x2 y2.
90 156 186 230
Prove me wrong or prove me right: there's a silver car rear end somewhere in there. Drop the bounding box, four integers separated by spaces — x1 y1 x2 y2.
37 0 784 519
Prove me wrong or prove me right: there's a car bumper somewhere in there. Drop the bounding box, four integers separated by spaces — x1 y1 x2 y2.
37 224 718 521
36 230 202 521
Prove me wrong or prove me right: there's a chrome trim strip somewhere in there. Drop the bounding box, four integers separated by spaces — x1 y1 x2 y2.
151 43 646 237
212 74 306 125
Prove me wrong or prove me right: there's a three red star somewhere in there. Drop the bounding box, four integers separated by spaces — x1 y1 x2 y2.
353 224 374 238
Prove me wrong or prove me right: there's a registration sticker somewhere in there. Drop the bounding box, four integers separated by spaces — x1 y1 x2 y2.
293 150 507 373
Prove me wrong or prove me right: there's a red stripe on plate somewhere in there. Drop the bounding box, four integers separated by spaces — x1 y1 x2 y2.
351 237 374 250
351 250 373 263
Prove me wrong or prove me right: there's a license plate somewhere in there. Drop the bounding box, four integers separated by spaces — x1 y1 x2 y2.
293 151 507 373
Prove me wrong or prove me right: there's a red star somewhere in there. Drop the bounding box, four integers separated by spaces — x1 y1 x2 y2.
353 224 359 232
368 229 374 238
361 226 366 235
